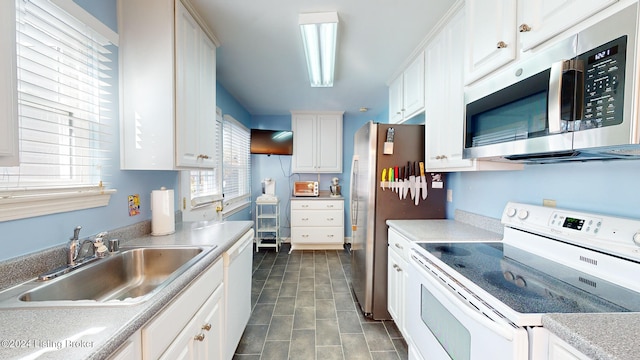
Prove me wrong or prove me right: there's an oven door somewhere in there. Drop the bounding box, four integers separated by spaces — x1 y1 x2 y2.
406 251 529 360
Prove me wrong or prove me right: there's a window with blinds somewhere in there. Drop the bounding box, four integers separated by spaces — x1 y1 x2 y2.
1 0 112 191
222 114 250 212
0 0 115 221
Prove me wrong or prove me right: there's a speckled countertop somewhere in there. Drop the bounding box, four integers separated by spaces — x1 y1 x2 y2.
387 210 640 360
0 220 253 360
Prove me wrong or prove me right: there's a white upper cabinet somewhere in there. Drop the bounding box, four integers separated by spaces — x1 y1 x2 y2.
465 0 617 84
291 111 343 173
119 0 218 170
425 6 523 172
518 0 618 51
464 0 517 84
389 52 425 123
175 2 217 168
0 0 19 166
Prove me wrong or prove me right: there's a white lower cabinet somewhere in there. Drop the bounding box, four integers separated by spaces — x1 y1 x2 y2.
547 332 590 360
387 228 411 341
108 332 141 360
290 199 344 251
141 258 224 360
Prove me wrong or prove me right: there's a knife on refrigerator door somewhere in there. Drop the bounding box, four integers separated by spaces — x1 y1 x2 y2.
381 168 387 191
389 167 394 192
397 166 404 199
403 164 410 199
408 162 415 200
394 166 399 193
420 161 428 200
414 162 420 205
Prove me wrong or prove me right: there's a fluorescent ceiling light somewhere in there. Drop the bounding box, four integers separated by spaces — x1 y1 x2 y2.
299 12 338 87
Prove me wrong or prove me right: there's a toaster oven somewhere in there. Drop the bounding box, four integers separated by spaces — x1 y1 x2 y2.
293 181 318 196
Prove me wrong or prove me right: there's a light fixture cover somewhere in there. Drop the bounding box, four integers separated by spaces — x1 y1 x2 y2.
299 12 338 87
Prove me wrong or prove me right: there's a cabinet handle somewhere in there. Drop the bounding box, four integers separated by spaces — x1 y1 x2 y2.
302 217 309 221
394 243 403 249
327 234 334 238
197 154 210 160
327 217 334 221
302 205 309 208
496 41 507 49
202 323 212 331
396 111 402 115
302 234 309 238
519 24 531 32
326 205 334 208
194 333 205 342
396 266 402 272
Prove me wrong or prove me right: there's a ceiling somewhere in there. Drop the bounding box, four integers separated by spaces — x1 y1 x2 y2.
190 0 457 116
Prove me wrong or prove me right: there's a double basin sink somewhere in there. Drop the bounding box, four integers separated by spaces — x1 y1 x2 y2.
0 246 212 307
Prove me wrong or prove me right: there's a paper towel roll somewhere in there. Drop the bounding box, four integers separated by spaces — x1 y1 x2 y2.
151 187 175 236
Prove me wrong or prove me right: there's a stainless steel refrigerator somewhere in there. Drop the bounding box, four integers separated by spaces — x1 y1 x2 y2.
349 121 445 320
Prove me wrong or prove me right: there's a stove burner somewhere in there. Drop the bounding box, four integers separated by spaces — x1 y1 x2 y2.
482 271 545 300
432 245 471 257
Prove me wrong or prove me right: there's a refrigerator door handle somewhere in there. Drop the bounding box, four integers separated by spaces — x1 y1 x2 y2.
350 155 359 230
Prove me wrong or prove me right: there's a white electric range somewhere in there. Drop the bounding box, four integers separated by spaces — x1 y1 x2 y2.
407 202 640 360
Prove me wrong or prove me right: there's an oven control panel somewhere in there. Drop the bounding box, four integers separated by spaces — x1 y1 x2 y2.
502 202 640 262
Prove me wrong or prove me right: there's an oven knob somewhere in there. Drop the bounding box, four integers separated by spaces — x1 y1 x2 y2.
503 271 515 281
517 209 529 220
506 207 517 217
633 231 640 246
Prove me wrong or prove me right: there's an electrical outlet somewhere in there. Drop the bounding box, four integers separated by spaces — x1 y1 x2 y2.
447 189 453 202
543 199 557 207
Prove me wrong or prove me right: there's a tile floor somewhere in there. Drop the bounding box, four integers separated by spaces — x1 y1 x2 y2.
233 244 408 360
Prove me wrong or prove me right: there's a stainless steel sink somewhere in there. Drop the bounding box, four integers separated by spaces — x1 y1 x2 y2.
13 246 207 305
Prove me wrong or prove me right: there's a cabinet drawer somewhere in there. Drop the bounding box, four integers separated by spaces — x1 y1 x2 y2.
388 228 412 260
142 258 223 360
291 210 343 227
291 227 343 244
291 200 343 210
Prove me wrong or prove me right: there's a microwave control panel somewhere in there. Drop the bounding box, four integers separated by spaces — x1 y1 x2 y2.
578 35 627 130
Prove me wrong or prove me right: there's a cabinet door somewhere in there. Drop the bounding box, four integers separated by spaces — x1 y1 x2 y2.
176 2 215 168
388 75 404 123
197 285 224 360
387 248 402 324
518 0 617 51
316 113 342 173
291 114 317 172
197 33 217 168
402 52 425 119
464 0 517 84
175 2 199 167
426 9 473 170
1 0 19 166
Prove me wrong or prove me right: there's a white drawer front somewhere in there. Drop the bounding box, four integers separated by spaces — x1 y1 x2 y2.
388 228 412 260
291 210 343 227
291 227 343 244
291 200 344 210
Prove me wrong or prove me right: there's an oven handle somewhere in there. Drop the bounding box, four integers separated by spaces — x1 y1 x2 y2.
411 255 519 341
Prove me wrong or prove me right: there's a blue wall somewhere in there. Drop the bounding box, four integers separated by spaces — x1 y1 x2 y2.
447 159 640 220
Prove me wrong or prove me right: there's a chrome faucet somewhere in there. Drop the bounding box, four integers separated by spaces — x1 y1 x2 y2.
68 226 83 266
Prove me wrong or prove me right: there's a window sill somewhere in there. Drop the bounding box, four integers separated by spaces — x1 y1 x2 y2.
0 188 116 222
222 201 250 218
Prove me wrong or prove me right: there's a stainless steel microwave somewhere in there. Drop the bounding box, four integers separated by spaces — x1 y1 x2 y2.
464 3 639 163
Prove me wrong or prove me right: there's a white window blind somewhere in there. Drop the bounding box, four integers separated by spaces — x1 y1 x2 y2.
188 110 223 208
1 0 112 192
222 114 250 211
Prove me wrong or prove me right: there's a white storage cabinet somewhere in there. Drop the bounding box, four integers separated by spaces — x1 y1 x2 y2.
255 198 281 252
387 228 412 341
290 199 344 252
141 258 224 360
424 5 522 172
291 111 343 173
0 0 18 166
389 51 425 123
119 0 218 170
465 0 617 84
